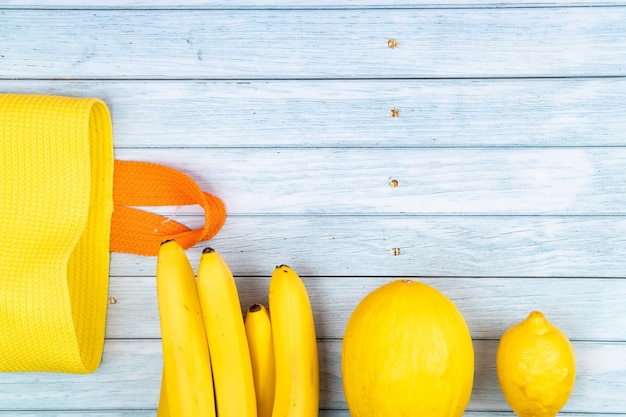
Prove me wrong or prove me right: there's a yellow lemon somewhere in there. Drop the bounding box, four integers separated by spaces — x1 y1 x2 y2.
496 311 576 417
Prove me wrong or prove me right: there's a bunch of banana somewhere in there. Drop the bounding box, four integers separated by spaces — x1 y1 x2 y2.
156 241 255 417
156 240 318 417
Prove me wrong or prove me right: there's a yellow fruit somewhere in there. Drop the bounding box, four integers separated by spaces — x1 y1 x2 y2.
496 311 576 417
156 240 216 417
269 265 319 417
197 247 257 417
157 370 170 417
342 279 474 417
245 303 276 417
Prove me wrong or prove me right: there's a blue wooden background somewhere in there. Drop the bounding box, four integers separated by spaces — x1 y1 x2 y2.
2 1 626 416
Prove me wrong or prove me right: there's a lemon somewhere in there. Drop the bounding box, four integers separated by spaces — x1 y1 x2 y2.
496 311 576 417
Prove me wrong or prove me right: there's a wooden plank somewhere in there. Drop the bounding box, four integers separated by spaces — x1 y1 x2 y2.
2 1 626 8
0 340 162 411
3 78 626 148
115 147 626 215
2 8 626 79
106 276 626 341
109 215 626 278
0 340 623 413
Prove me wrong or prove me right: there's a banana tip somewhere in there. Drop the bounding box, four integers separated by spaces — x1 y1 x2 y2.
202 247 216 254
249 303 264 313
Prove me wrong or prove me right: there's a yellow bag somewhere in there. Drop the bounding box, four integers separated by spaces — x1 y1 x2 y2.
0 93 225 373
0 94 113 373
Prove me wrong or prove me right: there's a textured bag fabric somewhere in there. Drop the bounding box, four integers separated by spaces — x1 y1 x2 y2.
0 93 226 373
0 94 114 373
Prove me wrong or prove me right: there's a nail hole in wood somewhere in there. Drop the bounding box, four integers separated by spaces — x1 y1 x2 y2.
390 108 399 118
391 248 401 256
389 178 399 188
387 39 398 49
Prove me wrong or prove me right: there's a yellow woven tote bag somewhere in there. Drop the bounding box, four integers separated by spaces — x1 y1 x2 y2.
0 93 114 373
0 93 226 373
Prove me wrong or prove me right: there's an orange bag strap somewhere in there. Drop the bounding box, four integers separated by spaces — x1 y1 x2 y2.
110 160 226 256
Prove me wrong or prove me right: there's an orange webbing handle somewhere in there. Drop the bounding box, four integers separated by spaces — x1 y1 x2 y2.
110 160 226 256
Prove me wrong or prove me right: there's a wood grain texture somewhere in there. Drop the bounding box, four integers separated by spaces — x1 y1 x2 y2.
110 215 626 277
3 0 626 8
0 340 624 413
113 147 626 215
106 276 626 341
4 78 626 148
2 8 626 79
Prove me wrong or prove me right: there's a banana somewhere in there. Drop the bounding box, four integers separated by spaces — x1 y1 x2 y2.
156 369 170 417
269 265 319 417
197 247 257 417
245 303 276 417
156 240 216 417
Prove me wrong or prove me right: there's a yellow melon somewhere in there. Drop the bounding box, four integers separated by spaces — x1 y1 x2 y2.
341 279 474 417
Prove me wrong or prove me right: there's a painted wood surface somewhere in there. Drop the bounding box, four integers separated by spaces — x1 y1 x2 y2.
4 0 626 7
113 147 626 215
1 0 625 416
104 276 626 340
2 8 626 79
0 339 625 413
3 79 626 148
109 215 626 277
